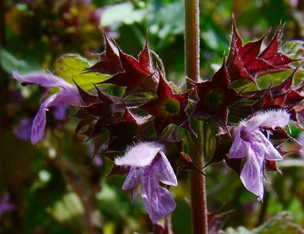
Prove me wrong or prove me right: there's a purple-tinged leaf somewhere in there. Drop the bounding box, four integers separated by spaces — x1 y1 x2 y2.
86 35 124 75
191 59 243 129
101 38 158 96
226 18 296 84
153 217 174 234
141 69 192 135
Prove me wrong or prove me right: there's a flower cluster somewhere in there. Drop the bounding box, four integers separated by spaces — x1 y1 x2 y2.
12 19 303 224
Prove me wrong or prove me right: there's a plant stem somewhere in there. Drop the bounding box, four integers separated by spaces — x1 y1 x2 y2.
184 0 208 234
185 0 200 83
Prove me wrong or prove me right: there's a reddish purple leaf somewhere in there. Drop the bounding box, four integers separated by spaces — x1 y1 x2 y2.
192 59 243 129
140 70 192 136
101 37 158 96
259 25 295 68
226 18 295 84
86 34 124 75
265 160 280 172
153 217 174 234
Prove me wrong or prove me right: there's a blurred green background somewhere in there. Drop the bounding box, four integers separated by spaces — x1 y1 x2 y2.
1 0 304 233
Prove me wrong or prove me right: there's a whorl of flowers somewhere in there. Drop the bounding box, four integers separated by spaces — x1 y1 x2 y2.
13 18 304 224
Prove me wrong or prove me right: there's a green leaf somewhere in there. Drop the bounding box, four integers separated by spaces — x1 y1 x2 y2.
96 181 129 218
225 226 252 234
224 212 304 234
47 192 85 223
0 47 40 74
156 1 185 36
263 0 288 26
277 159 304 168
254 212 304 234
53 54 109 90
147 0 184 48
100 2 146 27
204 119 217 160
282 40 304 60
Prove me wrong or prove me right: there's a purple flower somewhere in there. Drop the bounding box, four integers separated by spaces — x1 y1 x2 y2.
115 142 177 223
52 105 68 121
0 194 16 220
13 118 32 140
12 71 80 145
93 155 103 167
227 110 290 201
297 132 304 158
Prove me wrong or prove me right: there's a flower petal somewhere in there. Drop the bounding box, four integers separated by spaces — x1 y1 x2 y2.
156 152 178 186
12 71 74 90
31 94 57 145
13 118 32 140
245 110 290 131
115 142 163 167
141 165 176 223
254 131 283 161
229 110 289 201
122 167 142 190
13 71 81 144
52 105 68 121
240 149 264 200
0 195 16 219
227 128 251 159
51 88 80 106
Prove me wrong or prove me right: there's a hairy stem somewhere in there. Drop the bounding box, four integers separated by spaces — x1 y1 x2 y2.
185 0 200 83
184 0 208 233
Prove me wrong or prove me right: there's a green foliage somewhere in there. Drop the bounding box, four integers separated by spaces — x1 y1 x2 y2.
146 0 184 49
100 2 147 27
2 0 304 233
0 47 40 74
54 54 109 90
225 212 304 234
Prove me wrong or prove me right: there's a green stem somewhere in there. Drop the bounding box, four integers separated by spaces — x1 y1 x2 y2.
184 0 208 234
